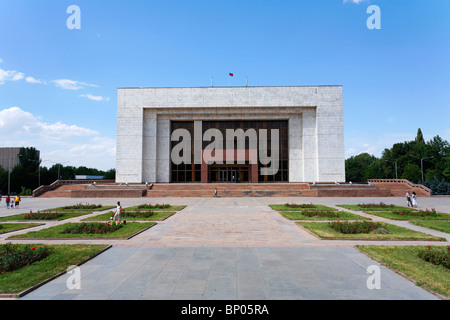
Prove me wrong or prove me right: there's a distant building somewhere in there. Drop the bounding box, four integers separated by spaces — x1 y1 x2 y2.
0 147 40 171
116 86 345 183
75 175 104 180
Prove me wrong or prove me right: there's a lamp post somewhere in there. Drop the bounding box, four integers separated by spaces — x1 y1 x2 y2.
385 160 398 179
410 155 433 183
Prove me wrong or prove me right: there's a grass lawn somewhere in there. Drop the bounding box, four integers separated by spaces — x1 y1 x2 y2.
83 204 186 222
7 222 156 240
276 210 367 220
336 204 450 221
297 222 446 241
124 205 186 211
83 210 177 222
270 204 336 211
0 211 97 222
0 223 42 234
0 244 109 295
41 205 115 212
410 221 450 234
270 204 367 220
356 245 450 298
362 210 450 221
336 204 414 212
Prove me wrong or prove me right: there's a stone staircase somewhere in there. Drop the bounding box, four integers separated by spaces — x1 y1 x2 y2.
310 183 391 197
147 183 316 197
367 179 432 197
35 179 431 198
39 184 87 197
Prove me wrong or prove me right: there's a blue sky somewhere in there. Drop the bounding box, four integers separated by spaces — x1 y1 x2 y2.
0 0 449 170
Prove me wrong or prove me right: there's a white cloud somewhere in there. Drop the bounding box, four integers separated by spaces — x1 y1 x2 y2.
0 68 25 84
345 131 415 159
52 79 98 90
343 0 368 4
80 94 110 102
25 76 45 84
0 107 115 170
0 58 3 63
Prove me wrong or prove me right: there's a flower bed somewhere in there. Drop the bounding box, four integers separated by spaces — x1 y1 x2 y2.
137 203 171 209
329 221 384 234
121 210 155 218
23 211 64 220
301 210 339 218
284 203 316 209
392 208 438 217
418 246 450 269
0 243 53 274
358 202 395 209
62 222 123 235
62 203 103 210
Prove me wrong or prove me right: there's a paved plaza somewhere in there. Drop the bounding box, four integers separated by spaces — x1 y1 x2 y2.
1 195 449 300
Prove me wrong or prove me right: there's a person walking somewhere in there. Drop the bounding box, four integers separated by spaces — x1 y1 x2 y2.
14 195 21 208
214 188 218 198
5 195 9 209
406 192 413 207
113 201 122 223
412 192 418 208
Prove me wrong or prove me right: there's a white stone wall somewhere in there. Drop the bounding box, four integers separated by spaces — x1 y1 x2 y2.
116 86 345 183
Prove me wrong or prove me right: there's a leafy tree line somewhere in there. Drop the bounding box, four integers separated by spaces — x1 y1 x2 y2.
0 147 115 195
345 129 450 195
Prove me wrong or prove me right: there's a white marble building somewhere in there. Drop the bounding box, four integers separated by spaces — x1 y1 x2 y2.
116 86 345 183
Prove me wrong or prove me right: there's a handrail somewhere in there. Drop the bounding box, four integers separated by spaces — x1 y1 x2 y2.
32 179 115 197
368 179 432 196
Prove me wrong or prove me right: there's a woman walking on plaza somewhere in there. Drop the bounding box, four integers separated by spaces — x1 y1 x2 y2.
113 201 122 223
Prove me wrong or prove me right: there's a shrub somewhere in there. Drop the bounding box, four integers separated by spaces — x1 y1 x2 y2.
301 210 339 218
358 202 395 209
329 221 383 234
0 243 53 274
392 208 438 217
137 203 171 209
23 211 64 220
284 203 315 209
120 210 154 218
62 203 102 210
62 222 123 235
418 246 450 269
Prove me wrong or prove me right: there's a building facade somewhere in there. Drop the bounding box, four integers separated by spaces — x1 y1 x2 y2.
116 86 345 183
0 147 40 171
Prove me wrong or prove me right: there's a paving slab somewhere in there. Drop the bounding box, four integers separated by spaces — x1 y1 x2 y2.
0 196 446 300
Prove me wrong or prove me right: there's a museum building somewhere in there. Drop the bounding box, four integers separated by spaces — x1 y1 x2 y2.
115 86 345 184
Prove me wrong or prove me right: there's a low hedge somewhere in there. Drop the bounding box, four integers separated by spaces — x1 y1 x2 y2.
0 243 53 274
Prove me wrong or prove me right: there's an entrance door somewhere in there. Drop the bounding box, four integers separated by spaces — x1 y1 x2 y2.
231 169 238 183
219 169 228 182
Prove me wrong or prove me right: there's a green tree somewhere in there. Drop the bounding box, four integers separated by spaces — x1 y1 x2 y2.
415 128 425 144
17 147 40 172
401 163 421 183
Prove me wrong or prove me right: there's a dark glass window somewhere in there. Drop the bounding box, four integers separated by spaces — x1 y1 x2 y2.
170 120 288 183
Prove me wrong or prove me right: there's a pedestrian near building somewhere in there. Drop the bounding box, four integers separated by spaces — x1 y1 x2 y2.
412 192 418 208
406 192 413 207
5 195 10 209
14 195 21 208
113 201 122 223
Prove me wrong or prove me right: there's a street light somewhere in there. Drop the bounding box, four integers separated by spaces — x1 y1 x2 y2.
28 159 41 187
385 160 398 179
48 160 70 180
410 155 434 183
